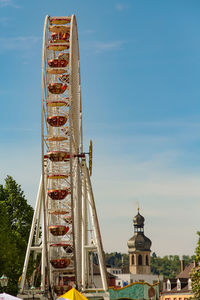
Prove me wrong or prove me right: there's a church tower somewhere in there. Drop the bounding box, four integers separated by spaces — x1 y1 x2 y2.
127 209 152 274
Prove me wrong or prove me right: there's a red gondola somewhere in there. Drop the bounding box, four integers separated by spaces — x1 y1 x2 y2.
46 151 70 162
50 17 71 25
50 258 71 269
50 242 70 247
48 43 69 51
49 25 70 33
47 116 67 127
50 32 70 43
49 210 69 215
46 100 68 107
47 136 67 142
48 174 69 180
48 58 68 68
48 83 67 94
49 225 69 236
48 189 70 200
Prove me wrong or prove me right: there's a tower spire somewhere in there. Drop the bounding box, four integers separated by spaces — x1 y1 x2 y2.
136 200 140 213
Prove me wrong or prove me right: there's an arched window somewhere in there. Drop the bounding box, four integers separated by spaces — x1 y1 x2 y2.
132 255 135 265
146 255 149 266
177 279 181 291
138 254 142 265
188 278 192 290
167 279 171 291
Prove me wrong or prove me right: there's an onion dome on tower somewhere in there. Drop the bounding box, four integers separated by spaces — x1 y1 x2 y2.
127 209 152 274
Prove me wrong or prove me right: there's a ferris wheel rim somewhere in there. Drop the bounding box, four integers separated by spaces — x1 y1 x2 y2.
69 14 83 154
41 14 83 295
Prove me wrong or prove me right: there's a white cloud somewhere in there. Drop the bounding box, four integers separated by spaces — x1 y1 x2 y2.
0 117 199 257
0 36 40 51
82 40 124 53
92 153 200 256
95 41 124 51
85 118 200 256
0 0 19 8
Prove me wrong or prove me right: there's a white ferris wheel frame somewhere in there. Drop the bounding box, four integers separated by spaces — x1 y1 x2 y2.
18 14 109 300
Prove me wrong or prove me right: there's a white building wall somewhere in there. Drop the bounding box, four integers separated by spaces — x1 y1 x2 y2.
107 267 122 275
115 273 163 287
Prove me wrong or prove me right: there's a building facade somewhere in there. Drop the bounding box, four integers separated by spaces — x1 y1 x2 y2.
160 262 194 300
109 209 163 290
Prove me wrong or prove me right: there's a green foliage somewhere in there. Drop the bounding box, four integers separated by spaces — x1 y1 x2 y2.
150 253 194 278
105 251 195 279
191 232 200 299
151 253 180 278
0 176 34 295
105 252 129 268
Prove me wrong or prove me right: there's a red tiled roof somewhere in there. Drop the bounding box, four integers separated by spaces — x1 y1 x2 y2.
161 287 192 295
161 263 195 295
176 262 194 279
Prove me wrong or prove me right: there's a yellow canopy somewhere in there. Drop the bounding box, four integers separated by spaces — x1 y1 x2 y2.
57 288 88 300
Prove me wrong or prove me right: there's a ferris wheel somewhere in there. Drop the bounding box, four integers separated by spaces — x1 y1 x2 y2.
18 15 109 300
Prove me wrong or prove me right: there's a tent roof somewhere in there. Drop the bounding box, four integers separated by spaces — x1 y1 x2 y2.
57 288 88 300
0 293 22 300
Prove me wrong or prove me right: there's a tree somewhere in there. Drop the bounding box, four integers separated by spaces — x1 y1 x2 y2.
104 251 195 279
150 253 196 278
0 176 34 295
191 232 200 299
105 252 129 268
0 201 15 274
3 176 33 242
182 254 195 266
150 254 180 277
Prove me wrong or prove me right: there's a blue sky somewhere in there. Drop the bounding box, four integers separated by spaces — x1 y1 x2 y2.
0 0 200 256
